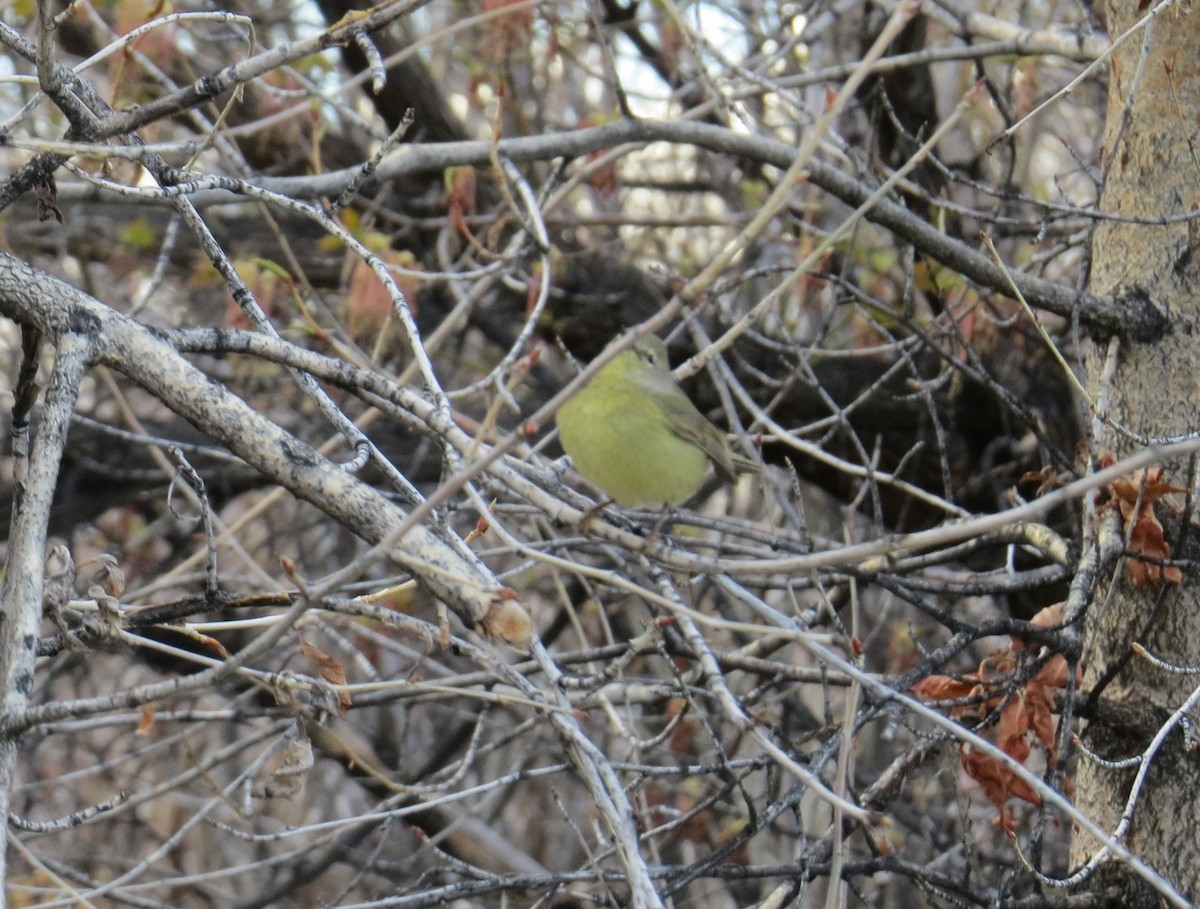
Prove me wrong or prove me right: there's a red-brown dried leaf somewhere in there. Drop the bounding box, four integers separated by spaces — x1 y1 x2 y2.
911 675 976 702
447 166 478 241
1102 464 1186 587
960 745 1042 836
1108 466 1186 511
995 698 1032 765
136 705 156 737
1034 653 1076 692
1025 683 1059 755
346 259 394 343
1126 509 1183 587
300 637 351 717
1019 465 1068 497
915 624 1080 830
1029 601 1065 630
977 650 1016 683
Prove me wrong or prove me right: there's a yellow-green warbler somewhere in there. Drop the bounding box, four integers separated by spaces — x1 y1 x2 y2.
556 335 758 506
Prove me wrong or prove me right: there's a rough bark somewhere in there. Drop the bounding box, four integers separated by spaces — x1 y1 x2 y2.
1075 6 1200 902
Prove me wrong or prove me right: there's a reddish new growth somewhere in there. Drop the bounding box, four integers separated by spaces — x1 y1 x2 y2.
1097 454 1186 588
911 603 1080 834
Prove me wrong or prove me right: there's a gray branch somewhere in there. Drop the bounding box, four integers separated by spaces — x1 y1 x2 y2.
0 252 527 650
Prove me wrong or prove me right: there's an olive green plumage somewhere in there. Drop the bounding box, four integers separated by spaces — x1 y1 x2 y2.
556 336 757 506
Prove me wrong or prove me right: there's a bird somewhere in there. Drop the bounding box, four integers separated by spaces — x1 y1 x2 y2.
555 334 758 506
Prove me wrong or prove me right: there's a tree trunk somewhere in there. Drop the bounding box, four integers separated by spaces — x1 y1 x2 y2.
1075 7 1200 904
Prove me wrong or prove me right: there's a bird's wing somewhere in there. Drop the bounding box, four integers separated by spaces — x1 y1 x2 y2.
659 393 738 484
